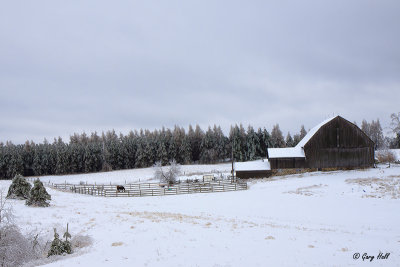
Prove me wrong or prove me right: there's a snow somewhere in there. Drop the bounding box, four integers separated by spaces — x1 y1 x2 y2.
234 159 271 171
267 147 305 158
296 116 336 148
33 163 232 185
268 116 336 158
393 149 400 160
1 163 400 266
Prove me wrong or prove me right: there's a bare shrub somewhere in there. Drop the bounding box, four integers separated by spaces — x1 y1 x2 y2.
71 234 92 249
153 160 181 184
0 189 38 267
376 150 396 166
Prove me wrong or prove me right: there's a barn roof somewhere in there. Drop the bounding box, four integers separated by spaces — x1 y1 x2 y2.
267 116 336 159
296 116 336 148
235 160 271 171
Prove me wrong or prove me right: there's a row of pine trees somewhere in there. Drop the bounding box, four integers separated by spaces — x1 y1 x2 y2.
0 124 308 179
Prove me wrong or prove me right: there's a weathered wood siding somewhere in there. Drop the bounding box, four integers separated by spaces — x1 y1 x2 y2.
303 116 374 168
236 170 272 179
269 158 307 169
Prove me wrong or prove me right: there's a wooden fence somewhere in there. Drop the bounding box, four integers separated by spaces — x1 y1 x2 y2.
49 180 247 198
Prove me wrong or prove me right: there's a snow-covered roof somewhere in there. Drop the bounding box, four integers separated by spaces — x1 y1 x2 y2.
296 117 336 148
267 116 337 159
234 160 271 171
268 147 305 158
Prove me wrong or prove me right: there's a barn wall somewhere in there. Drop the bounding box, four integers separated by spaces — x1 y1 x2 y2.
269 158 307 169
304 117 374 168
236 170 272 179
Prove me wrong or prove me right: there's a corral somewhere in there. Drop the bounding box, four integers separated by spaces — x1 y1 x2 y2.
50 180 247 197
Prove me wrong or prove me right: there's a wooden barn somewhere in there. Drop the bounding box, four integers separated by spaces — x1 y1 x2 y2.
267 116 374 169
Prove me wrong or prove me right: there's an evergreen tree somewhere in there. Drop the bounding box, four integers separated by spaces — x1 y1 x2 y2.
122 131 137 169
257 128 271 158
40 140 54 175
62 223 72 254
200 126 217 163
271 124 285 148
69 143 85 173
135 137 147 168
179 135 192 164
22 141 35 176
32 144 43 176
229 125 245 162
47 229 64 257
188 125 204 162
214 125 227 161
285 132 294 147
166 128 177 162
55 138 69 175
26 179 51 207
6 144 24 178
246 125 258 161
293 134 301 146
155 131 169 165
47 226 72 257
299 125 307 139
172 126 185 163
6 174 32 199
142 137 155 167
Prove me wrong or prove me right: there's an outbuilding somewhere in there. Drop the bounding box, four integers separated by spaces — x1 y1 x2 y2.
234 160 271 179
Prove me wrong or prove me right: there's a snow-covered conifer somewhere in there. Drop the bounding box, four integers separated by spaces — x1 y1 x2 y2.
26 179 51 207
7 174 31 200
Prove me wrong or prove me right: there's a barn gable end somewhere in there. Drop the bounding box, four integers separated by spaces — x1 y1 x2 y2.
303 116 374 168
267 116 374 169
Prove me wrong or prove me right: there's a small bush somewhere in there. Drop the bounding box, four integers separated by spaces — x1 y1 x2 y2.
26 179 51 207
7 174 32 200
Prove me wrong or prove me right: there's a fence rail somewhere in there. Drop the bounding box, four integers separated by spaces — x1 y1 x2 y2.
49 180 247 198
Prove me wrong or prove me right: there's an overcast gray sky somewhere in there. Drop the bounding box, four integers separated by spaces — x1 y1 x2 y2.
1 0 399 144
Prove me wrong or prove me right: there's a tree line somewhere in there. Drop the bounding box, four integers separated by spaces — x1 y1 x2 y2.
0 124 307 179
2 113 399 180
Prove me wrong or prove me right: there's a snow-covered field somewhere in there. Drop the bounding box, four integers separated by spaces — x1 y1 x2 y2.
1 164 400 266
33 163 232 185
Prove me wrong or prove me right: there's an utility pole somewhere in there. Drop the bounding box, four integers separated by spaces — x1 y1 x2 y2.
231 139 235 182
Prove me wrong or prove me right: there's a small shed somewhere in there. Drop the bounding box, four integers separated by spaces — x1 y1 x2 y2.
235 160 271 178
268 116 374 169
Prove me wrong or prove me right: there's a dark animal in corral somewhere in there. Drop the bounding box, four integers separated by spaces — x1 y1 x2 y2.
116 185 125 192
